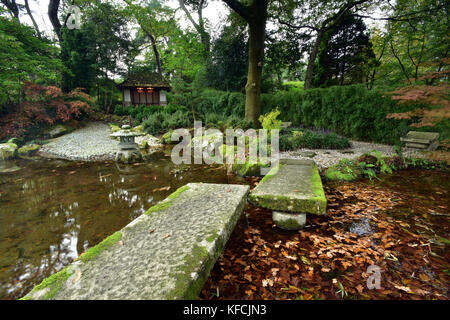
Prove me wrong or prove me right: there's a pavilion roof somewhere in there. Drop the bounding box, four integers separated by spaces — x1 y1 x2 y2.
118 72 171 89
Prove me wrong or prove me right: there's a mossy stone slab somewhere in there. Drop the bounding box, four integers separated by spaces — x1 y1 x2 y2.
21 183 249 300
249 159 327 215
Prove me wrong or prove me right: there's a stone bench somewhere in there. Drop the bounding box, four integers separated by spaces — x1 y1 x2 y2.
249 159 327 230
400 131 439 150
21 183 249 300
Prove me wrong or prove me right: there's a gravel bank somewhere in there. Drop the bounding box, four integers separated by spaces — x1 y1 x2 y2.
280 140 425 170
38 122 425 167
38 122 119 161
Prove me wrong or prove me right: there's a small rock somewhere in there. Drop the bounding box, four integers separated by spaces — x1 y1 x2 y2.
18 144 40 157
298 151 317 158
47 125 68 138
0 143 18 160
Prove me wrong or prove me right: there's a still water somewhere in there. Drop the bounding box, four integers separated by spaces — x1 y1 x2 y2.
0 151 245 299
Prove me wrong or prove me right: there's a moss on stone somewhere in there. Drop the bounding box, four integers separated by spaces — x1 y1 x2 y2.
168 185 189 200
0 142 18 160
79 231 122 263
250 193 326 215
311 165 327 202
7 142 18 149
109 124 121 133
276 217 303 230
259 163 282 184
18 144 40 157
206 230 220 243
324 165 360 181
20 265 73 300
232 160 269 177
167 245 211 300
145 185 190 216
162 130 175 144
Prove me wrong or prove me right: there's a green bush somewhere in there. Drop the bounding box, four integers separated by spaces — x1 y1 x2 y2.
259 108 282 131
203 113 253 131
261 84 448 145
279 128 350 150
163 84 448 145
142 110 192 135
116 104 191 125
114 105 125 116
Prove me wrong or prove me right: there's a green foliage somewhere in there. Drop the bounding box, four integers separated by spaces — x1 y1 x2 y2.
260 84 448 144
279 128 350 150
168 87 246 118
203 113 253 131
205 23 248 91
0 17 64 108
370 0 449 87
323 150 447 182
259 108 282 131
313 14 377 87
142 110 192 135
163 28 205 80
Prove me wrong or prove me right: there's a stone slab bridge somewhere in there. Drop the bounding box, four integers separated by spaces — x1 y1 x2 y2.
21 159 327 300
249 159 327 230
22 183 249 300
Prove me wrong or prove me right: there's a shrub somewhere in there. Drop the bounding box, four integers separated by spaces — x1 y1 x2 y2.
279 128 350 150
164 84 448 145
114 105 125 116
260 84 447 144
259 108 282 131
0 83 93 141
142 110 192 135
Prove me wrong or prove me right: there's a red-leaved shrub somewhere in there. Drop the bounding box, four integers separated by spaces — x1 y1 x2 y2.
0 83 94 140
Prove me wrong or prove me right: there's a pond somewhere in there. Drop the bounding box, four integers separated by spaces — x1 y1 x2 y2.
0 150 247 300
201 169 449 300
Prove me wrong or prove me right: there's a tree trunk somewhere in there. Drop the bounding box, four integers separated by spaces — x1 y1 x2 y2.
48 0 62 43
245 1 267 126
25 0 40 37
304 30 324 90
147 33 163 77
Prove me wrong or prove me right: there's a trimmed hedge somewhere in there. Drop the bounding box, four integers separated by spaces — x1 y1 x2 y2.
166 85 448 145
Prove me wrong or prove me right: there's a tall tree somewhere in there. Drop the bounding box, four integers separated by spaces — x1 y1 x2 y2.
178 0 211 54
222 0 269 125
314 14 376 87
123 0 176 77
278 0 373 89
205 20 248 91
369 0 449 86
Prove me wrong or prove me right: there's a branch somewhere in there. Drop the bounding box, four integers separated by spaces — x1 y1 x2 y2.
354 3 448 22
24 0 40 37
1 0 20 21
321 0 372 31
178 0 200 31
276 18 318 31
222 0 249 23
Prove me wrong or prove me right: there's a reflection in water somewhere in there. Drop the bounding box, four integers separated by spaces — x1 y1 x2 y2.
0 151 245 299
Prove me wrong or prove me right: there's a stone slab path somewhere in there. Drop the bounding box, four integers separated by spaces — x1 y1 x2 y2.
22 183 249 300
249 159 327 215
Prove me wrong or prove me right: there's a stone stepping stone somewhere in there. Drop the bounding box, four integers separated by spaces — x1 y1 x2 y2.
22 183 249 300
249 158 327 230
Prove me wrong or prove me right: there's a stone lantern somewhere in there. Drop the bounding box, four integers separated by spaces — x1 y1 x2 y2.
110 125 144 164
